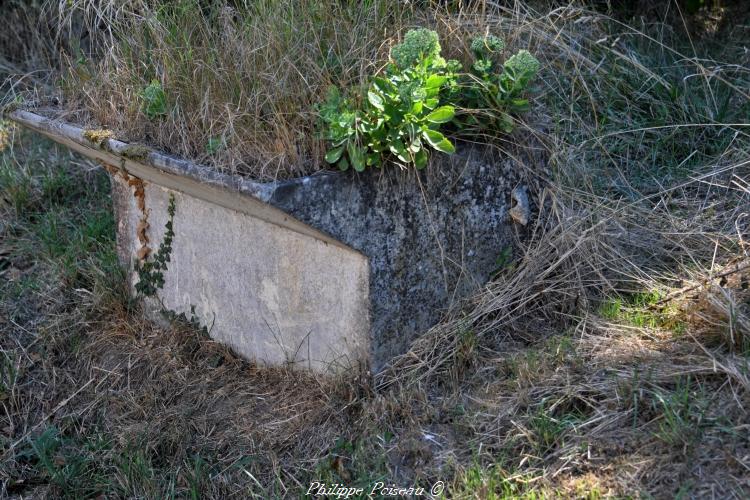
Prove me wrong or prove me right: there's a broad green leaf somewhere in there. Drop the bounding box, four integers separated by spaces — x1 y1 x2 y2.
324 145 344 164
372 76 391 93
425 74 447 89
433 137 455 154
423 129 455 154
389 139 409 162
348 142 366 172
367 91 384 111
422 129 444 146
424 98 439 110
425 106 455 124
383 103 403 125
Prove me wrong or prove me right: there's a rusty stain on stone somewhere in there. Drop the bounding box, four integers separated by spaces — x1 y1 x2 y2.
102 161 151 261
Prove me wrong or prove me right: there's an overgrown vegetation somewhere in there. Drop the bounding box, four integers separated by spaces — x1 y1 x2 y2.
3 0 549 180
1 0 749 497
319 29 539 171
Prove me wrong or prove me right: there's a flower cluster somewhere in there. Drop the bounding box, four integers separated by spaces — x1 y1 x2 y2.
501 49 541 90
391 28 442 69
470 34 505 57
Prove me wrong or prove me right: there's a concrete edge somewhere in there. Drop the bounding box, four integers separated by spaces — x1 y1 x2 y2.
8 109 361 255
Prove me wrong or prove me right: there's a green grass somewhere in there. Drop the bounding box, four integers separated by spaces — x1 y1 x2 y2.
651 377 711 449
450 460 604 499
598 291 686 333
0 129 123 298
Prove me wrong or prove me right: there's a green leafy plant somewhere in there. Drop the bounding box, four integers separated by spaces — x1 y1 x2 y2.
140 80 167 120
461 36 540 132
319 29 540 171
206 136 224 155
320 28 458 171
135 193 175 297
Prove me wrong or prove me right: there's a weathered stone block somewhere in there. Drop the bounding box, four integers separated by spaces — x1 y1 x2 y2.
9 110 529 373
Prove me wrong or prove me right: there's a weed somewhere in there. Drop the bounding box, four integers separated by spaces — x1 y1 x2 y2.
320 28 538 171
319 30 458 171
140 80 167 120
651 377 710 449
206 137 224 155
527 404 582 454
23 427 112 497
450 460 600 499
311 437 390 492
490 246 515 279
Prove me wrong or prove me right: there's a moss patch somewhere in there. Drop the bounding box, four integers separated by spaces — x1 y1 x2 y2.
121 144 151 161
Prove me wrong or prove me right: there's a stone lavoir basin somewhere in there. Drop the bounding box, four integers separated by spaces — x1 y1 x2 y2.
9 109 532 373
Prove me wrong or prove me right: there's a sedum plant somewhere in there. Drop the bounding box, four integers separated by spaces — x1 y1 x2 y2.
461 36 541 133
320 29 540 171
320 29 458 171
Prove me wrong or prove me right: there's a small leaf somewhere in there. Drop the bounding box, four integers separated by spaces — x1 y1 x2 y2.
422 129 445 146
366 153 380 166
510 98 530 112
423 129 455 154
414 149 428 169
433 138 455 154
367 91 384 111
425 74 447 89
389 139 409 162
500 112 515 133
411 87 427 101
372 77 391 93
348 142 366 172
408 137 422 154
425 106 455 124
325 145 344 164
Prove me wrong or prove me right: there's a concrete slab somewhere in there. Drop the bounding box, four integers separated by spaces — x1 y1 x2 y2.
111 176 370 373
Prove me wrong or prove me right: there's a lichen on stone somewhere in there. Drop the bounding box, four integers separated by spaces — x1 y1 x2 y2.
1 101 20 116
82 128 114 146
121 144 151 161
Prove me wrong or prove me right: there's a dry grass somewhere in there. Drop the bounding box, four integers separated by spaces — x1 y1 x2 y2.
1 0 750 498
